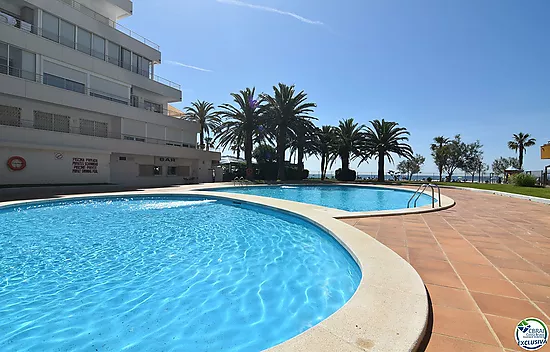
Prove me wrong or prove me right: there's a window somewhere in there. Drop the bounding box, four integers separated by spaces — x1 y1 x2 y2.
144 100 162 113
167 166 177 176
43 73 85 94
143 58 151 78
79 119 108 137
131 52 140 74
90 91 128 105
0 42 7 74
121 48 131 70
9 47 35 81
0 104 22 127
77 27 92 55
153 166 162 176
107 41 120 65
42 12 59 42
119 156 127 161
59 20 75 48
130 95 139 107
33 111 70 133
92 35 105 60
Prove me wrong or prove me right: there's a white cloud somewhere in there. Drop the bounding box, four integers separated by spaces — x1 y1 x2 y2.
165 60 213 72
216 0 324 26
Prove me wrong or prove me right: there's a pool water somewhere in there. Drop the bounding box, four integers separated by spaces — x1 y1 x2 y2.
0 196 360 351
210 185 434 212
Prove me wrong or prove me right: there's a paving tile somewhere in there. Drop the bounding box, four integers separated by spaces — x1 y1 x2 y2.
416 268 464 289
408 247 447 262
499 268 550 286
453 262 505 279
472 292 542 320
432 305 499 345
460 274 525 298
533 301 550 320
386 245 408 261
486 257 538 271
426 284 477 311
424 333 502 352
516 283 550 303
485 314 524 351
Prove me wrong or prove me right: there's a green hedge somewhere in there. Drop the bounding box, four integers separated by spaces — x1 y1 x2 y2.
335 168 357 181
510 173 537 187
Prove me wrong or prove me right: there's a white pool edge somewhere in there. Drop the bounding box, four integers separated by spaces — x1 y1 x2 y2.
0 184 440 352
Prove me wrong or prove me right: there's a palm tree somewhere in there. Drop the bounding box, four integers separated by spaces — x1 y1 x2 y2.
315 125 335 180
430 136 450 181
364 119 413 182
508 132 536 170
330 118 366 174
204 137 214 151
289 118 317 173
216 88 263 172
184 100 220 150
262 83 316 180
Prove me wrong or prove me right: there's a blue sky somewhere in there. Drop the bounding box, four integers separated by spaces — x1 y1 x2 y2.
122 0 550 174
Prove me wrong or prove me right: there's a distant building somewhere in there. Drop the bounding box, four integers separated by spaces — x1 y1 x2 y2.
0 0 220 186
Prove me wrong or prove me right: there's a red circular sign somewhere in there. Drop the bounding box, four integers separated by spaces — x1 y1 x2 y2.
7 156 26 171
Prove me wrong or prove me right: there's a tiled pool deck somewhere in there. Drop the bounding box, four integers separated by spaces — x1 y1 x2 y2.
342 187 550 351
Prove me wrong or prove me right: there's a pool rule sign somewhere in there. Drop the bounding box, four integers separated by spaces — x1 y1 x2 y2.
72 157 98 174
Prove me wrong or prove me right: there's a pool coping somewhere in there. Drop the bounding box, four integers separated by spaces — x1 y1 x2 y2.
189 182 456 219
0 185 439 352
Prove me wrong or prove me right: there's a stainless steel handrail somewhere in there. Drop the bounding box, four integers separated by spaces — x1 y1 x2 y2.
407 183 441 208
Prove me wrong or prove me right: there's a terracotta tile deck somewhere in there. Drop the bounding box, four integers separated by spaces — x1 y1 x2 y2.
341 188 550 351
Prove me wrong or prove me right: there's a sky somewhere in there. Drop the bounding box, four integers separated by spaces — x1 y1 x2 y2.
121 0 550 175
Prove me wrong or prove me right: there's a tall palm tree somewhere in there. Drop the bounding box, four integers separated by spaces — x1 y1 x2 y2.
364 119 413 182
430 136 450 181
316 125 335 180
289 118 317 173
330 118 366 174
508 132 536 170
261 83 316 180
216 88 263 172
184 100 220 150
204 137 214 151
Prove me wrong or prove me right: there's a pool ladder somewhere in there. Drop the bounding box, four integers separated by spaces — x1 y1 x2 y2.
407 184 441 208
233 177 247 187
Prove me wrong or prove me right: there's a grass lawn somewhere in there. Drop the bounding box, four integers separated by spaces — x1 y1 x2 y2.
428 182 550 199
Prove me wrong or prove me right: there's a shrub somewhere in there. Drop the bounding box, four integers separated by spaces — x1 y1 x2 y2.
427 177 432 182
335 168 357 181
510 173 537 187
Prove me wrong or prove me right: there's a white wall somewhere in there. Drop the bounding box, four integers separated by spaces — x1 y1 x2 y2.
0 146 110 184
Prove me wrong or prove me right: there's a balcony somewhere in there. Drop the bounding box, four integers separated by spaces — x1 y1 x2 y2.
0 12 180 90
0 62 187 120
57 0 159 51
0 118 197 149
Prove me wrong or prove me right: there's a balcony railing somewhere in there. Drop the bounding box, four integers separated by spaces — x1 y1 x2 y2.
57 0 160 51
0 119 198 149
0 17 180 90
0 62 191 120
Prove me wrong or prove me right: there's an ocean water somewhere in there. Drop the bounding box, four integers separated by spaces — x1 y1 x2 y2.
0 196 360 351
210 185 434 212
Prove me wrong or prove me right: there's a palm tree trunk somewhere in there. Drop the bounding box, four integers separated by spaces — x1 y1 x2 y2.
277 125 287 180
200 130 205 150
377 151 384 182
320 154 326 180
519 147 524 170
245 129 253 178
298 146 304 173
438 167 443 182
341 152 350 172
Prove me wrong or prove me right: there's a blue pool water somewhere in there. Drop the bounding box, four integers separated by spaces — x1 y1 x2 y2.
210 185 434 212
0 196 360 351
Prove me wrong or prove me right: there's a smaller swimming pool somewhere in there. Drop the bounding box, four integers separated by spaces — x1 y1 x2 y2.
209 185 435 212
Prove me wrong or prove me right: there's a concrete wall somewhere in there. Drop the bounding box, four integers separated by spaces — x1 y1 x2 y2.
0 146 110 184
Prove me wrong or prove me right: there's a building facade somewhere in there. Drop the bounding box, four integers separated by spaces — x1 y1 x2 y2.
0 0 221 186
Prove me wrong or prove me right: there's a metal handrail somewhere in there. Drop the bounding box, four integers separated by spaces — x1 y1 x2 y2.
56 0 160 50
407 183 441 209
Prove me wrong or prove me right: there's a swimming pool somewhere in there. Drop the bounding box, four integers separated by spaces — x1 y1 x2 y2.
209 185 434 212
0 196 360 352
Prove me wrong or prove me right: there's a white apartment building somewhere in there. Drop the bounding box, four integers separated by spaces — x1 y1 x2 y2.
0 0 221 186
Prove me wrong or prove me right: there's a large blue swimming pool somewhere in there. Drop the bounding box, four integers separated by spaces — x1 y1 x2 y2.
209 185 434 212
0 196 360 351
